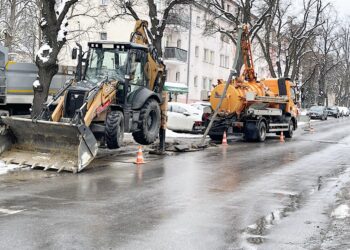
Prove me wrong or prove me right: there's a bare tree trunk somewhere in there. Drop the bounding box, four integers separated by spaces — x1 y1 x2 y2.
32 0 78 117
4 0 17 51
32 65 58 115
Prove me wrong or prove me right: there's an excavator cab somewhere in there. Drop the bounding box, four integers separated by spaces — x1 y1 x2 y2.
0 22 167 173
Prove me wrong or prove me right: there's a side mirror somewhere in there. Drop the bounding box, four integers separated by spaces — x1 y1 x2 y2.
72 48 78 60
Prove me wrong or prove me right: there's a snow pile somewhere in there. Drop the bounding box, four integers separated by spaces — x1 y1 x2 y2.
33 80 41 88
166 129 203 138
40 18 47 27
37 44 52 63
331 204 350 219
0 162 20 175
300 109 308 115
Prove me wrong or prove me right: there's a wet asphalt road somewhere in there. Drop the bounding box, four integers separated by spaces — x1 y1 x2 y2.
1 118 350 249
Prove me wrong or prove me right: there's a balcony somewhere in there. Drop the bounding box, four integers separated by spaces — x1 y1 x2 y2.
163 47 188 65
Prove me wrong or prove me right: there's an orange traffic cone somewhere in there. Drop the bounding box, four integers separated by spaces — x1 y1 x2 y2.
222 131 228 146
134 146 145 164
309 121 315 132
280 131 285 142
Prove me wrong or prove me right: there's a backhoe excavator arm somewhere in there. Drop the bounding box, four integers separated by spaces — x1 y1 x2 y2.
130 20 167 152
241 25 256 82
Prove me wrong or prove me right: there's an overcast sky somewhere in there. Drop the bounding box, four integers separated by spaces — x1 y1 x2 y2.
330 0 350 17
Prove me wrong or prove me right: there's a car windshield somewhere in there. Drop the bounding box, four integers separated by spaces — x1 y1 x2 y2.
310 106 323 111
328 106 337 110
85 47 128 84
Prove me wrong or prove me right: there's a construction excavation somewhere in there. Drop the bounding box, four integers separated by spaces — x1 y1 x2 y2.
0 23 302 173
1 1 350 249
0 20 168 173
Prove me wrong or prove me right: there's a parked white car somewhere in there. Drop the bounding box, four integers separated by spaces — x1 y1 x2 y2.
190 101 211 115
167 102 204 133
339 107 350 117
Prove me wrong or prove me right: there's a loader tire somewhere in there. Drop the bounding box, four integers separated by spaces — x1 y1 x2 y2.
105 111 124 149
132 99 161 145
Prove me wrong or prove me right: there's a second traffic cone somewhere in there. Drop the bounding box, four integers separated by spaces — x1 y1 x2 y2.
134 146 145 164
280 131 285 142
222 131 228 146
309 121 315 132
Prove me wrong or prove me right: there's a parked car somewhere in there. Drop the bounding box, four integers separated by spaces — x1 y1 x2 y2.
190 101 211 114
307 106 328 120
326 106 340 118
167 102 204 133
339 107 350 117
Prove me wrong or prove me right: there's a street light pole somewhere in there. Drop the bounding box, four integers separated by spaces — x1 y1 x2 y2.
186 4 192 104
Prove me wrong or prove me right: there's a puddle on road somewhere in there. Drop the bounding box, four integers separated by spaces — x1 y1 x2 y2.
241 165 350 247
242 192 304 245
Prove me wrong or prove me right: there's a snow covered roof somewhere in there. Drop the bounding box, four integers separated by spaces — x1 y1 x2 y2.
163 82 188 94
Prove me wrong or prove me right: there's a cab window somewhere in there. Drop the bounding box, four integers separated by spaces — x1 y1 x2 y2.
129 50 147 86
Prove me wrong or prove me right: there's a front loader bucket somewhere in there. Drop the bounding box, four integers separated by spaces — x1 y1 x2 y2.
0 116 98 173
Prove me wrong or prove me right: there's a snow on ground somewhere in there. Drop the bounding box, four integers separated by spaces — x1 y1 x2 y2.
0 161 20 175
166 129 203 138
300 109 308 115
331 204 350 219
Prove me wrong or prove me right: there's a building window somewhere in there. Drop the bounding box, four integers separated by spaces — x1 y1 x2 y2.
100 0 109 6
166 35 171 47
196 16 201 28
176 72 180 82
177 39 182 48
203 49 209 63
225 56 230 68
220 54 225 67
100 32 107 40
195 46 199 57
194 76 198 87
210 51 215 64
202 77 207 90
208 78 213 90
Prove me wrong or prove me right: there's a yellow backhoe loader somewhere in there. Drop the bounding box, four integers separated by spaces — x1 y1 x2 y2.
0 20 168 173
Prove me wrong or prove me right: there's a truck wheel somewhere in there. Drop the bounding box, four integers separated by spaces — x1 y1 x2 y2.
284 120 294 138
244 122 257 142
257 121 267 142
209 134 224 141
132 99 161 145
105 111 124 149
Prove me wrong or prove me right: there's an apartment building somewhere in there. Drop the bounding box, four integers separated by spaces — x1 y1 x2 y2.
62 0 269 103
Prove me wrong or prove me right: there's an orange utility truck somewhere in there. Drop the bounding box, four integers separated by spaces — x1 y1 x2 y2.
204 25 299 142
